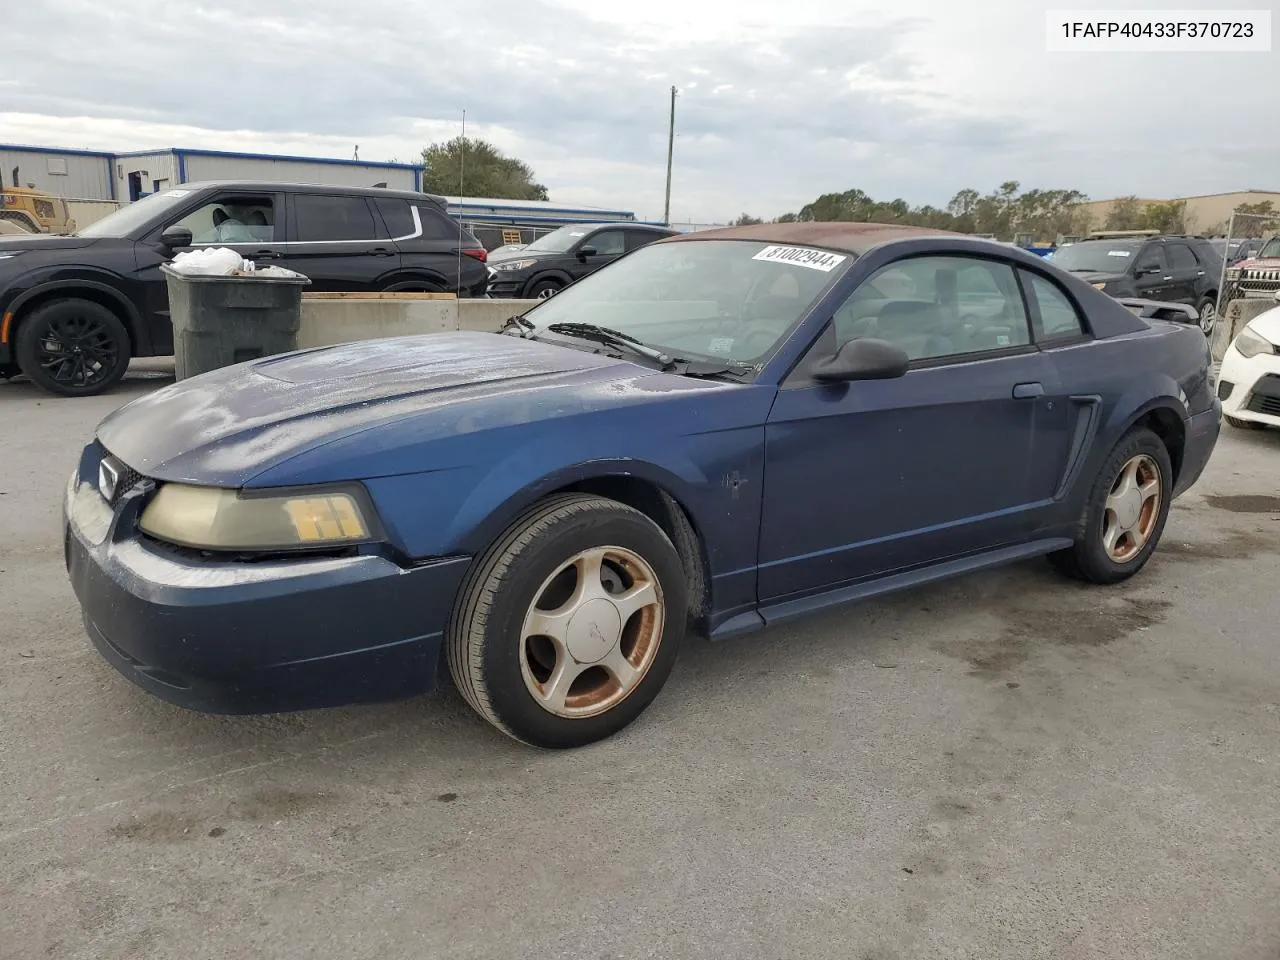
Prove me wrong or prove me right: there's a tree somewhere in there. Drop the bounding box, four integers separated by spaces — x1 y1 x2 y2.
1235 200 1276 218
1142 200 1186 234
771 182 1088 241
422 137 549 201
732 213 763 226
1104 196 1146 231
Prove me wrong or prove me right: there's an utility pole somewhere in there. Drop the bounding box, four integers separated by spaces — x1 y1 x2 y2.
663 85 677 226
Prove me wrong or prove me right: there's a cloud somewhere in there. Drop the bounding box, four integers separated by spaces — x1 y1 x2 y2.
5 0 1278 222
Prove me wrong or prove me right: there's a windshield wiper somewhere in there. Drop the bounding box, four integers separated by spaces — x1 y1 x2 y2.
666 357 756 380
545 322 672 365
500 314 537 338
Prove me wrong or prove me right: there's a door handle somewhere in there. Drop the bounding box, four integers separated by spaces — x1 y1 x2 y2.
370 247 395 257
1013 382 1044 399
252 249 282 260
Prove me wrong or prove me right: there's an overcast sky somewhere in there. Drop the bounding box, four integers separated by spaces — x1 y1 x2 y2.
3 0 1275 222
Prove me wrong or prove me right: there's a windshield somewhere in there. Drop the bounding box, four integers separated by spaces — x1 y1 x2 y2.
521 239 852 365
524 225 591 254
77 189 194 238
1050 240 1140 274
1258 237 1280 259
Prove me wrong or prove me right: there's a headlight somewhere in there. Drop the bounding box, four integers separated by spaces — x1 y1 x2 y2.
491 259 537 272
138 484 374 551
1234 325 1277 360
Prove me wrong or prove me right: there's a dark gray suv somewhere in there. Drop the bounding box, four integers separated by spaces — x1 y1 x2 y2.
0 181 488 396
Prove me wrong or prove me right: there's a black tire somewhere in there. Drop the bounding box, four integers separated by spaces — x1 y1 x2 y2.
447 494 688 748
1195 296 1217 337
1224 414 1265 430
1048 426 1173 585
14 299 131 397
527 278 563 300
0 363 19 381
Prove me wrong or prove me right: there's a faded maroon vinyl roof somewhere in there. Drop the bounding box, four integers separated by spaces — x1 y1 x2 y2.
659 221 965 256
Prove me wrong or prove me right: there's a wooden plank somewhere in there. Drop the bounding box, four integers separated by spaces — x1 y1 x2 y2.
301 291 457 301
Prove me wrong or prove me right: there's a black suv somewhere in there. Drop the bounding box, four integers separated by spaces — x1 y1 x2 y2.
486 222 678 299
1049 235 1224 335
0 181 488 396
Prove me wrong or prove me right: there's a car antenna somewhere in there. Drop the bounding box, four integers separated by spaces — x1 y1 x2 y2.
456 109 466 299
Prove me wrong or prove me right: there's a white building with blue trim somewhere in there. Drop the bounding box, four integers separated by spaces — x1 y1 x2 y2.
0 143 650 242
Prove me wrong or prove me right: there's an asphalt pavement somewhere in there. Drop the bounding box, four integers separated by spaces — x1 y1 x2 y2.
2 366 1279 960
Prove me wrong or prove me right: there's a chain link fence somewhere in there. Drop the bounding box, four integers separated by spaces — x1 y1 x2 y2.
1216 210 1280 315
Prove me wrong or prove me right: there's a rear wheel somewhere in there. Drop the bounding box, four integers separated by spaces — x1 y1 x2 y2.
447 494 687 748
1048 426 1172 585
1196 296 1217 336
14 298 131 397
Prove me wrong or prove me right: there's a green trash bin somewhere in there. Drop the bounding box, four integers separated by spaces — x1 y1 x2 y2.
161 264 311 380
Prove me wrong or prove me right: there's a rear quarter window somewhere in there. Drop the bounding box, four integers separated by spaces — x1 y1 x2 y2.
418 205 467 240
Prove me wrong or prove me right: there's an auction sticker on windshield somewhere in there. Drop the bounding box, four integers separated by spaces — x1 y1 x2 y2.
752 245 847 272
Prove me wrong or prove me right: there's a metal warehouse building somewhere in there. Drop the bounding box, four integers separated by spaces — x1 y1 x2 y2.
112 148 421 200
0 144 421 202
443 196 646 248
0 144 116 199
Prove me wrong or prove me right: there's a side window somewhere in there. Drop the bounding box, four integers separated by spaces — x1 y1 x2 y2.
1025 273 1086 340
1168 243 1198 271
293 195 378 242
624 230 661 252
586 230 625 256
173 195 276 244
831 256 1030 362
1134 245 1168 274
373 198 415 238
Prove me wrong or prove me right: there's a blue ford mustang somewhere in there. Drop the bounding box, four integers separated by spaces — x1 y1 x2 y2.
64 223 1221 748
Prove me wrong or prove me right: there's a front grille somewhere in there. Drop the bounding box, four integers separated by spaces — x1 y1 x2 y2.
1240 268 1280 295
1217 380 1234 402
1245 394 1280 417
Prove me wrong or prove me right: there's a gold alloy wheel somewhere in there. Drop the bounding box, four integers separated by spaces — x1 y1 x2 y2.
1102 454 1162 562
519 546 665 718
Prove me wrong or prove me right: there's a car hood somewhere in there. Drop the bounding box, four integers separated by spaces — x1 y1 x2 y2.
96 331 651 486
1060 270 1127 284
0 233 100 252
1237 256 1280 271
488 248 556 265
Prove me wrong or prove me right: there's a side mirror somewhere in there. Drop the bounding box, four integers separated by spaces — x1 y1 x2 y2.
812 337 910 383
577 245 597 261
160 224 193 248
1135 262 1162 277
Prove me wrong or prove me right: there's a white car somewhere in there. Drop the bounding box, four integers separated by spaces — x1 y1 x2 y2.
1218 300 1280 430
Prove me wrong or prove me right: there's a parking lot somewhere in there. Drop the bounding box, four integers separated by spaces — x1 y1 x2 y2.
2 367 1279 960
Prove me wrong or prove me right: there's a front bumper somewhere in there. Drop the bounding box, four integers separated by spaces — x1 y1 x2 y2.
63 454 471 714
1218 343 1280 427
486 276 529 298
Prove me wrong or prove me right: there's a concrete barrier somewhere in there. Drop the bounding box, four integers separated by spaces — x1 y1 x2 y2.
297 293 540 348
1211 297 1279 362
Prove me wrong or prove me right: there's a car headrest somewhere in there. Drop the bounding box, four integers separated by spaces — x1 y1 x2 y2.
876 300 939 331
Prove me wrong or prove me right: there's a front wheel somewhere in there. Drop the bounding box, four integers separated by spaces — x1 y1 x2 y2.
447 494 688 748
15 298 131 397
527 278 563 300
1048 426 1173 585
